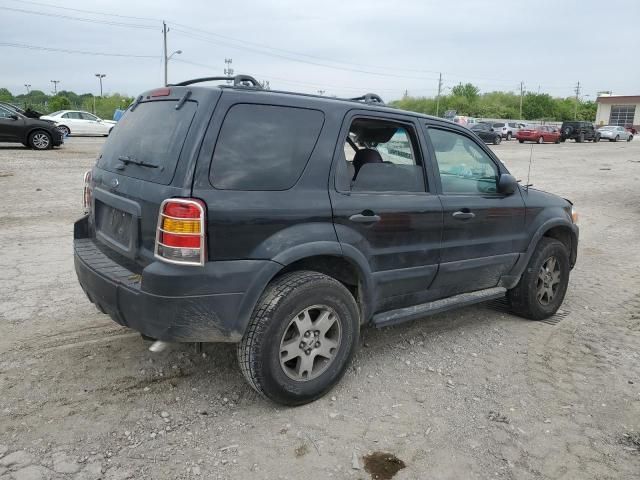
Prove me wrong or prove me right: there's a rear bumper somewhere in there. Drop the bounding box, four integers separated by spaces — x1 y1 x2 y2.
73 216 281 342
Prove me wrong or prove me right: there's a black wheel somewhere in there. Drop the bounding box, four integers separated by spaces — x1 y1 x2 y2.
537 136 544 144
518 139 524 144
493 135 501 145
237 271 360 406
58 125 70 137
614 135 619 142
508 238 570 320
628 135 633 142
506 132 512 141
28 130 52 150
554 137 560 144
593 135 600 143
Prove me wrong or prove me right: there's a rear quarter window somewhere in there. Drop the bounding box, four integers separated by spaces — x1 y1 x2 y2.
210 104 324 190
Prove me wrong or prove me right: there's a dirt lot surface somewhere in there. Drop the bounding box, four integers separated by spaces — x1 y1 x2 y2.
1 137 639 480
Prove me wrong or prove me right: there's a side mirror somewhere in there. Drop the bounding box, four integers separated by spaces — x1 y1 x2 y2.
498 174 518 195
9 114 19 120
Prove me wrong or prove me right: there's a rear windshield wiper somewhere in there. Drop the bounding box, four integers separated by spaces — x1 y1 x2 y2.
117 155 159 169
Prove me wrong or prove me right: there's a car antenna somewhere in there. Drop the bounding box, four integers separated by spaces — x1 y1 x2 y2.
525 142 534 191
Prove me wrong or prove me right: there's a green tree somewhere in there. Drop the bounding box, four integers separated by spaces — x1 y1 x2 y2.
0 88 13 102
48 95 71 111
522 93 554 120
451 83 480 102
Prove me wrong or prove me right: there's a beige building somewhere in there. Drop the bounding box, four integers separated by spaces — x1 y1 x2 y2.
595 95 640 129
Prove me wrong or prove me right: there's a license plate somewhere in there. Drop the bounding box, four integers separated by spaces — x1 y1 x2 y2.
96 202 133 248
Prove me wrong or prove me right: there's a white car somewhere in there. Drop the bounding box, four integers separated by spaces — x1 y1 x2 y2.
40 110 116 137
596 125 633 142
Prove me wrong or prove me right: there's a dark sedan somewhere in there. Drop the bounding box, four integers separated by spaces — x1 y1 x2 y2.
0 104 64 149
470 123 502 145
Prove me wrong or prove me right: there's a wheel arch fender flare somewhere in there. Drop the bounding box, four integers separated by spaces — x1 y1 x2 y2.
235 242 376 335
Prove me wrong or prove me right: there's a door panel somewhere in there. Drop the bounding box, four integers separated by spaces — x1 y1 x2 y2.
330 113 443 313
425 126 526 296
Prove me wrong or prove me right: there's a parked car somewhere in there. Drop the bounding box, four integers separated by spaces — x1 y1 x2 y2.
492 121 520 141
40 110 116 136
517 125 561 144
559 121 600 142
74 76 578 405
452 115 479 127
625 125 637 135
0 104 64 149
470 122 502 144
597 125 633 142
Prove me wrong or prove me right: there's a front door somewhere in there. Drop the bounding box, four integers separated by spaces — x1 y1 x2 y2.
424 125 527 297
0 106 24 141
330 113 443 313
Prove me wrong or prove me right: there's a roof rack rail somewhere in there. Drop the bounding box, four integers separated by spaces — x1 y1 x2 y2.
349 93 384 105
170 75 262 88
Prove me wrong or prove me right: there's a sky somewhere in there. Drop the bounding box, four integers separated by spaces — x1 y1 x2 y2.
2 0 639 102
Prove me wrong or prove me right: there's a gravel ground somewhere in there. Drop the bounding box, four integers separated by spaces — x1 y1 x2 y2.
0 136 639 480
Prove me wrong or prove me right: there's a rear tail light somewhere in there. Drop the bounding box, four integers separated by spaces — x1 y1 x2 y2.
155 198 206 266
82 170 92 212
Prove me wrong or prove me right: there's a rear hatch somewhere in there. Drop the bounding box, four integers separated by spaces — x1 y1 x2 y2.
89 87 220 268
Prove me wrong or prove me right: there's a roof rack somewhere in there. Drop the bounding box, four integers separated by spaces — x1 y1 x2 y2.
349 93 384 105
170 75 262 88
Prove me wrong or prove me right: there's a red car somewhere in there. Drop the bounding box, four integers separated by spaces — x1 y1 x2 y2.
516 125 561 144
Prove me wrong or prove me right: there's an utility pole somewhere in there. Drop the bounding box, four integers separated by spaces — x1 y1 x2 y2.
163 21 169 86
317 90 325 95
51 80 60 95
519 81 525 119
24 84 31 94
574 81 581 120
435 72 443 117
224 58 234 84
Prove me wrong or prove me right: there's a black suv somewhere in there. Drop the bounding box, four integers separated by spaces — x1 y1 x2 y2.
0 103 63 149
74 76 579 405
559 121 600 143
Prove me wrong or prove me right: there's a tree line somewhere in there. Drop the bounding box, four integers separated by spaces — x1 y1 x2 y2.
0 87 133 120
390 83 597 122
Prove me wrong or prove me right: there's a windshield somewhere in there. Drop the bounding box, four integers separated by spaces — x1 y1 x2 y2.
97 100 197 185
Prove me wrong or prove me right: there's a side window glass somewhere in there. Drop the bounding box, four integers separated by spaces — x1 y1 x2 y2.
0 107 13 118
337 118 426 193
428 128 499 195
81 113 97 121
62 113 70 119
210 104 324 190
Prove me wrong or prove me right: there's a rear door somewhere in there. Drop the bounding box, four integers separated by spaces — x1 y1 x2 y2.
424 124 527 297
90 88 218 267
330 111 443 312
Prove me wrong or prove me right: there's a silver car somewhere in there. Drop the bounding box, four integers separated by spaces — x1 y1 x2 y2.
597 125 633 142
492 121 521 140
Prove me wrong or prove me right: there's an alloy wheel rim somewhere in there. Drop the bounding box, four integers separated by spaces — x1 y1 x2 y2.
33 133 49 149
279 305 342 381
536 256 561 305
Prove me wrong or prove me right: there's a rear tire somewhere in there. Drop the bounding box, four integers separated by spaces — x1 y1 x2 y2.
593 135 600 143
237 271 360 406
508 238 570 320
493 135 501 145
614 135 619 142
28 130 52 150
518 139 524 144
628 135 633 142
506 132 512 141
57 125 70 137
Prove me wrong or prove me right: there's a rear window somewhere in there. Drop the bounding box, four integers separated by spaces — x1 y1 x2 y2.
210 104 324 190
97 100 197 185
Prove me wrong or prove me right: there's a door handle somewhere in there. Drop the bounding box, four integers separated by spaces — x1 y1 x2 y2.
349 213 381 224
452 210 475 220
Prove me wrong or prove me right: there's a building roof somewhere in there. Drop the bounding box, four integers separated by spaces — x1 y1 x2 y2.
596 95 640 104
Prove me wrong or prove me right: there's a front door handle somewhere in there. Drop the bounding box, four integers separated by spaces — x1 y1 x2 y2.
452 210 475 220
349 212 381 224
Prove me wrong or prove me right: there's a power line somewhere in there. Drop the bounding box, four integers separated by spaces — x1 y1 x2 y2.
3 0 162 22
2 6 158 29
0 42 160 58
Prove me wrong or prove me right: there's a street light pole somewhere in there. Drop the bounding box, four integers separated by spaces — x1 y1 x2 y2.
166 49 182 85
95 73 106 97
50 80 60 95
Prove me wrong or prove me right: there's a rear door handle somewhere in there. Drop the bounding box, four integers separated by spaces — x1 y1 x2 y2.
349 213 381 224
452 210 475 220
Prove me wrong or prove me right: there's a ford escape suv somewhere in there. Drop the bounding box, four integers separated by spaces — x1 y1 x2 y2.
74 75 579 406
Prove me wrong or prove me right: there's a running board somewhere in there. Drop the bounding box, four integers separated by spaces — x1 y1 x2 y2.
372 287 507 328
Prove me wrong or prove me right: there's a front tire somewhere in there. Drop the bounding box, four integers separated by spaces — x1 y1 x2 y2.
493 135 501 145
237 271 360 406
614 135 619 142
518 139 524 144
508 238 570 320
57 125 70 137
28 130 52 150
537 136 544 144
